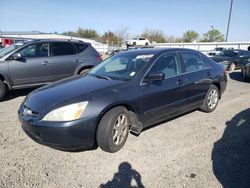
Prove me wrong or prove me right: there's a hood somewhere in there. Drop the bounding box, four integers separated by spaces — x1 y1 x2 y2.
25 75 122 113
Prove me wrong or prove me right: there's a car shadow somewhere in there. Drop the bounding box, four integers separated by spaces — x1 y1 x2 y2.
228 71 244 82
100 162 145 188
3 88 38 102
212 108 250 188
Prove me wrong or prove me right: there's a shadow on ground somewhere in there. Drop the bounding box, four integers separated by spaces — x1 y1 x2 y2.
228 71 244 82
100 162 145 188
3 88 37 101
212 108 250 188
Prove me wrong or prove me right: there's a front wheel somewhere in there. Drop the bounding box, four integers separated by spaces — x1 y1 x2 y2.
96 106 130 153
79 68 90 76
200 85 219 113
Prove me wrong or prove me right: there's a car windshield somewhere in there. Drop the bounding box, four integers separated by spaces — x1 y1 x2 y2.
89 52 154 81
217 50 239 57
0 44 22 58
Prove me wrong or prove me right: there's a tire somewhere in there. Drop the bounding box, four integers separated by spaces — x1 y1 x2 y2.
79 68 90 76
145 42 149 46
229 62 236 71
133 42 136 46
0 80 7 101
242 69 250 82
200 85 219 113
96 106 130 153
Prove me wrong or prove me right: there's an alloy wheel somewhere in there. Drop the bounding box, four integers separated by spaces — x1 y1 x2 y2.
207 89 218 109
112 114 128 145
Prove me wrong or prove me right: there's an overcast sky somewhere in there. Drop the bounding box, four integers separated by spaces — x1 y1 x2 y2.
0 0 249 41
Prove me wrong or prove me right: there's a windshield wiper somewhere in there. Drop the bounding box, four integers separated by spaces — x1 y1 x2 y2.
95 75 112 80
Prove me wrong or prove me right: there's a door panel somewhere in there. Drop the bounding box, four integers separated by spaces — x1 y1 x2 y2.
140 52 187 126
48 42 79 81
8 42 51 85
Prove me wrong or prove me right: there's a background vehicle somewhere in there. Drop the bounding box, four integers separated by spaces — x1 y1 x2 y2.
126 37 150 48
241 58 250 81
19 48 227 153
211 49 250 71
207 47 225 57
0 39 102 101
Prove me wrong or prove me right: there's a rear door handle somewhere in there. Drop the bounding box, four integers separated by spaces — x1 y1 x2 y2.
74 59 81 63
41 61 49 65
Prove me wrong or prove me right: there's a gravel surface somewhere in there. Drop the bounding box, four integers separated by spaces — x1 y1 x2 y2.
0 71 249 188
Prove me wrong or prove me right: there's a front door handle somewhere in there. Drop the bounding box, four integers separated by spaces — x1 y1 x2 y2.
41 61 49 65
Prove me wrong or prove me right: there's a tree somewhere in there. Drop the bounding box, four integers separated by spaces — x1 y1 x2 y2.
141 29 167 43
62 27 99 39
182 30 199 42
101 31 120 45
114 26 129 46
200 28 224 42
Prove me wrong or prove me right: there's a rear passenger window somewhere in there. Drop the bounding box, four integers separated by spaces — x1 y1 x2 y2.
51 42 76 56
74 43 88 53
149 52 181 78
181 52 210 72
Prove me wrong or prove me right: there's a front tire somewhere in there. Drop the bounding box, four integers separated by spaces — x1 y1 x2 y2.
97 106 130 153
79 68 90 76
200 85 219 113
0 80 7 101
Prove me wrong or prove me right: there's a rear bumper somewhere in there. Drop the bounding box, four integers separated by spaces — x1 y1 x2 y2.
18 109 98 151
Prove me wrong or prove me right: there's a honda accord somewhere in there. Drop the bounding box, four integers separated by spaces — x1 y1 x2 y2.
18 48 227 153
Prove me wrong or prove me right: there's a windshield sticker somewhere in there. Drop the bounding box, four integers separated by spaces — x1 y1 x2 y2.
136 54 154 59
129 72 136 76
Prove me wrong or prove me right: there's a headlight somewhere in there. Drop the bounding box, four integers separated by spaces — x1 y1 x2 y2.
42 101 88 122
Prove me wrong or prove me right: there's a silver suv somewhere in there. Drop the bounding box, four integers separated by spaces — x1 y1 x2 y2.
0 39 102 101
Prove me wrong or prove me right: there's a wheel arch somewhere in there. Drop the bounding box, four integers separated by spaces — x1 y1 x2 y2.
0 73 11 90
75 65 94 75
212 82 221 98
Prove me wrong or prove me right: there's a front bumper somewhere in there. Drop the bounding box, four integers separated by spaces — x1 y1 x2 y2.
18 105 98 151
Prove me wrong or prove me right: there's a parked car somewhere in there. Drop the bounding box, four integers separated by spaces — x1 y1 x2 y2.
19 48 227 153
207 47 225 57
241 58 250 82
0 39 102 101
126 37 150 48
210 49 250 71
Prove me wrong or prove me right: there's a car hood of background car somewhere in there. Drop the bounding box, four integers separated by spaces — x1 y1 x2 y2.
25 75 123 113
211 56 231 62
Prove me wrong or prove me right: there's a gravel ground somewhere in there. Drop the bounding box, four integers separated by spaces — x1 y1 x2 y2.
0 70 249 188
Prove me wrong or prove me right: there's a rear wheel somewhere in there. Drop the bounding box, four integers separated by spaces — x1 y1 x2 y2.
243 68 250 82
0 80 7 101
96 106 130 153
79 68 91 76
200 85 219 113
145 42 149 46
133 42 136 46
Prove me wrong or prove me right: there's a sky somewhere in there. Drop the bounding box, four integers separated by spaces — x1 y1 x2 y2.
0 0 249 41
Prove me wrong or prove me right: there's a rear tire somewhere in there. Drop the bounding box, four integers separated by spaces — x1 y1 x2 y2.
96 106 130 153
79 68 90 76
145 42 149 46
133 42 136 46
200 85 219 113
0 80 7 101
243 69 250 82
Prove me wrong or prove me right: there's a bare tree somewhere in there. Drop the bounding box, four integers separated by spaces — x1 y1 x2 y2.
114 26 129 46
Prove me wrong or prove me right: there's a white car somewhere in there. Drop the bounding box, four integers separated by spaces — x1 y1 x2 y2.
207 47 225 57
126 37 150 47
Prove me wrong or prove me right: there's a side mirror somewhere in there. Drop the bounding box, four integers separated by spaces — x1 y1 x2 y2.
144 73 165 83
12 52 22 60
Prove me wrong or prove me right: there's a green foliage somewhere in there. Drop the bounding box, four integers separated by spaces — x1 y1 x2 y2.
141 29 167 43
101 31 120 45
200 28 224 42
182 30 199 42
62 27 99 39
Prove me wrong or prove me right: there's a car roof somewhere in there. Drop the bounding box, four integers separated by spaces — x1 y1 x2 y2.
23 39 90 45
119 47 200 56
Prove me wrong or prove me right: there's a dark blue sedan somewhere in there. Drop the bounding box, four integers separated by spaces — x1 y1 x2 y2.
18 48 227 153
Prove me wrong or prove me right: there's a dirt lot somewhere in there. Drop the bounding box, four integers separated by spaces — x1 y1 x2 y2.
0 71 249 188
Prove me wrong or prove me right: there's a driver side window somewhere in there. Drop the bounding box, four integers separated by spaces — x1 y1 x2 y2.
149 52 181 79
19 43 49 58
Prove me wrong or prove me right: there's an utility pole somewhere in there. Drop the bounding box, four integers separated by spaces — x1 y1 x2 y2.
225 0 233 42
